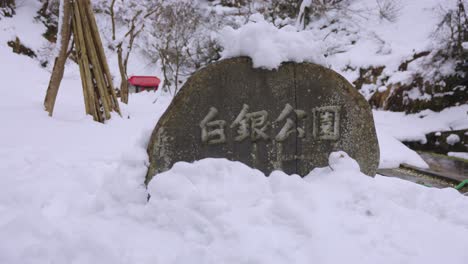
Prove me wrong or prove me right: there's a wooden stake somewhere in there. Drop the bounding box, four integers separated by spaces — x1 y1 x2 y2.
71 0 98 120
43 0 120 122
44 0 72 116
83 0 121 114
77 0 112 120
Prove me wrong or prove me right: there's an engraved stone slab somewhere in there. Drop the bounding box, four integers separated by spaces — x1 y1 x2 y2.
146 57 379 183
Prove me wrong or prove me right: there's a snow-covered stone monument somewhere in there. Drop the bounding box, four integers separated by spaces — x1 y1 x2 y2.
145 57 379 183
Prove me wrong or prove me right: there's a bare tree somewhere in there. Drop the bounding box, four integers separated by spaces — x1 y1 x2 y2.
108 0 159 104
308 0 351 16
297 0 352 29
152 2 207 95
269 0 302 21
433 0 468 59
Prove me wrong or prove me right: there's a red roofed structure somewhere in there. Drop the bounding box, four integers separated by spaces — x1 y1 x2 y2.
128 76 161 93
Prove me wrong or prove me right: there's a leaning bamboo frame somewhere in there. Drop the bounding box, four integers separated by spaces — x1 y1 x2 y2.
44 0 120 122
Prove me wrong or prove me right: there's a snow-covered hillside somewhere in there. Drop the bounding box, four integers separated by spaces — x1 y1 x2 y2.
0 1 467 264
15 0 466 115
215 0 467 113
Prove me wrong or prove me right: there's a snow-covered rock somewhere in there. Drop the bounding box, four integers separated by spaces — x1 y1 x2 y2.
446 134 461 146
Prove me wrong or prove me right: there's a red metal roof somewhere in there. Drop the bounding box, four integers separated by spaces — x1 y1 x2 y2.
128 76 161 87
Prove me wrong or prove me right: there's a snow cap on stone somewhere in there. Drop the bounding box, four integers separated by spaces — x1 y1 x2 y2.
218 13 326 69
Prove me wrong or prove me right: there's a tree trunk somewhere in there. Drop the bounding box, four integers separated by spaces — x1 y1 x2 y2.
110 0 116 41
118 46 129 104
116 11 144 105
43 0 71 116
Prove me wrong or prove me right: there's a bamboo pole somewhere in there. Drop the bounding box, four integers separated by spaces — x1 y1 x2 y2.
71 0 98 120
43 0 120 123
44 0 72 116
76 0 111 120
94 93 104 123
71 5 90 116
83 0 121 114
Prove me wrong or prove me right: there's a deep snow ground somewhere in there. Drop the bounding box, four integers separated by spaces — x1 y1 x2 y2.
1 33 468 264
1 2 468 264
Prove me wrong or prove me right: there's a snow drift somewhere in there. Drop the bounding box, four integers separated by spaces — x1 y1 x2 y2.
2 152 468 264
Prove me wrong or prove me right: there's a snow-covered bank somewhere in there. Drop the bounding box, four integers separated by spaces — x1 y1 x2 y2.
2 154 468 264
374 106 468 142
376 129 428 168
2 43 467 263
449 152 468 160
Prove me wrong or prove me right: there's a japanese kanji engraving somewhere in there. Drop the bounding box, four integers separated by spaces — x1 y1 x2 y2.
200 107 227 144
313 106 341 140
200 104 341 144
275 103 307 142
230 104 270 142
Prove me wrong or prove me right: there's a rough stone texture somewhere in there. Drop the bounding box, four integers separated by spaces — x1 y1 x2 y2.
146 57 379 183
